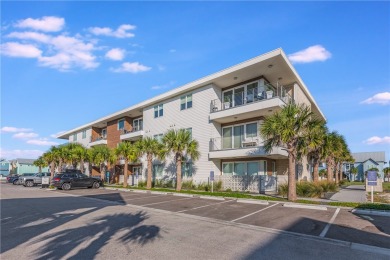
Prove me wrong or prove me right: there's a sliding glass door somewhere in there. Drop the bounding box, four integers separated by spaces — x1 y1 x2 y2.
233 125 244 148
222 127 232 149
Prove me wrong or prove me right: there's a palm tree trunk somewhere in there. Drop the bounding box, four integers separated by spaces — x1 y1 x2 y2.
80 159 84 174
339 164 343 181
288 154 297 201
50 162 55 178
39 166 42 173
100 164 105 182
313 157 319 182
335 162 339 184
176 154 182 192
147 154 152 189
327 159 333 182
123 159 129 188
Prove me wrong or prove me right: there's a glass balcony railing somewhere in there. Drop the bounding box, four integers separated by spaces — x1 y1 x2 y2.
211 83 292 113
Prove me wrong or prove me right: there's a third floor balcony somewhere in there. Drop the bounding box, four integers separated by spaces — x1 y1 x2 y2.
120 126 144 141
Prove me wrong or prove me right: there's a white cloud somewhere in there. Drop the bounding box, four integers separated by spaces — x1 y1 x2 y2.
37 35 99 71
361 92 390 105
15 16 64 32
169 49 176 53
12 132 39 139
7 31 51 43
50 131 66 138
27 139 58 146
111 62 151 73
0 148 44 160
363 136 390 145
89 24 136 38
105 48 125 61
288 45 331 64
0 42 42 58
0 127 33 133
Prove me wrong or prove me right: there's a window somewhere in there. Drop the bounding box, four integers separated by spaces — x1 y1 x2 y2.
153 134 163 142
133 118 143 131
181 162 192 177
153 164 164 177
73 134 77 141
118 119 125 130
101 129 107 138
154 104 163 118
186 128 192 139
222 161 267 176
180 94 192 110
82 130 86 139
222 121 258 149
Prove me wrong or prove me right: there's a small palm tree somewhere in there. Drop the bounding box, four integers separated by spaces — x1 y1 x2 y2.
33 156 47 173
322 131 339 182
67 143 89 173
350 167 358 181
299 119 327 182
260 102 314 201
42 146 59 178
89 146 116 182
136 137 165 189
162 129 200 191
115 142 138 187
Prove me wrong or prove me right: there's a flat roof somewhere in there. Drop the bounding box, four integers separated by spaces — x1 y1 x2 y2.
58 48 326 139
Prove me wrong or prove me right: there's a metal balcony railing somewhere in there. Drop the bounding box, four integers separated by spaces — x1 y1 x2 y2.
209 137 263 151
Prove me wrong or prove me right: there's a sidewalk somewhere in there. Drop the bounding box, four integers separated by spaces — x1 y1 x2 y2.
329 185 366 203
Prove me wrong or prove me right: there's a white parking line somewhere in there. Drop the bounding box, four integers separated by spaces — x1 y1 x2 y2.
319 208 340 238
231 203 279 222
122 194 163 201
140 197 193 207
177 199 233 213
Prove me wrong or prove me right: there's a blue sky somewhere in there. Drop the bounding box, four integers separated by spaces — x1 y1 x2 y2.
1 1 389 162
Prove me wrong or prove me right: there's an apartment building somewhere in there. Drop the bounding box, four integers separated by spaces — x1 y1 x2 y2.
58 48 325 188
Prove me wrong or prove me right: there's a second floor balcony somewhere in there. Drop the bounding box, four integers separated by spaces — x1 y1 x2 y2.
209 137 287 159
210 83 292 123
89 136 107 146
120 126 144 141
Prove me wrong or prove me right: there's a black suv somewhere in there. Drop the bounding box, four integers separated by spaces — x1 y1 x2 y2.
51 172 102 190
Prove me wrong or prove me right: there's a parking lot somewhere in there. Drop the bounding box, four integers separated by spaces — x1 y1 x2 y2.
55 187 390 250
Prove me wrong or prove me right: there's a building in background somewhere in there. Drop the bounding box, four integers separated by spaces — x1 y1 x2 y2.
58 48 326 192
9 158 49 175
0 159 11 176
343 151 387 181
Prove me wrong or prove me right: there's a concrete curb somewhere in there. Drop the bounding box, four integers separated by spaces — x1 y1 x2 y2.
283 203 327 211
196 195 225 201
171 193 195 198
237 199 269 205
351 209 390 217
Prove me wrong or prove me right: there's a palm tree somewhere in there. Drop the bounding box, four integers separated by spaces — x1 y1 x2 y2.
115 142 139 187
162 129 200 191
53 145 70 172
299 120 327 182
89 146 116 182
260 102 314 201
42 146 59 178
136 137 165 189
384 167 390 182
322 131 339 182
64 143 89 173
33 156 47 173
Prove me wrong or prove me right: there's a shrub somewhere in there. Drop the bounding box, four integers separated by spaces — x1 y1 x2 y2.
319 181 338 193
181 179 197 190
296 181 321 198
278 183 288 198
137 180 146 188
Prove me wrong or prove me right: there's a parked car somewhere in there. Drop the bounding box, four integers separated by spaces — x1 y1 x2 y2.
51 172 102 190
12 173 36 185
21 172 51 187
6 174 19 184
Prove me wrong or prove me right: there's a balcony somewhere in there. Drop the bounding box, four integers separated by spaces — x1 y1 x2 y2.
120 127 144 141
210 83 292 123
89 136 107 146
209 137 287 159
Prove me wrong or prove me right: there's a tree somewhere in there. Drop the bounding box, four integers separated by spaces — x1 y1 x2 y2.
33 156 47 173
136 137 165 190
319 168 327 179
89 146 116 182
65 143 89 173
322 131 340 183
299 120 327 182
350 166 358 181
260 102 314 201
42 146 59 178
384 167 390 182
162 129 200 191
333 134 348 185
115 142 138 187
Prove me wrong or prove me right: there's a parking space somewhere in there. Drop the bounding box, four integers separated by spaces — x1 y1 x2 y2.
53 187 390 249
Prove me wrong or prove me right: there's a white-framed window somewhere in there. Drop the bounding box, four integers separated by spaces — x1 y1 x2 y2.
118 119 125 130
154 104 163 118
222 161 267 176
133 118 143 131
181 162 192 177
153 134 163 142
73 134 77 141
82 130 86 139
180 94 192 110
222 121 261 149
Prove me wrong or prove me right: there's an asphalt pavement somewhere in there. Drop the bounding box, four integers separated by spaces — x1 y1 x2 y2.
330 185 367 203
